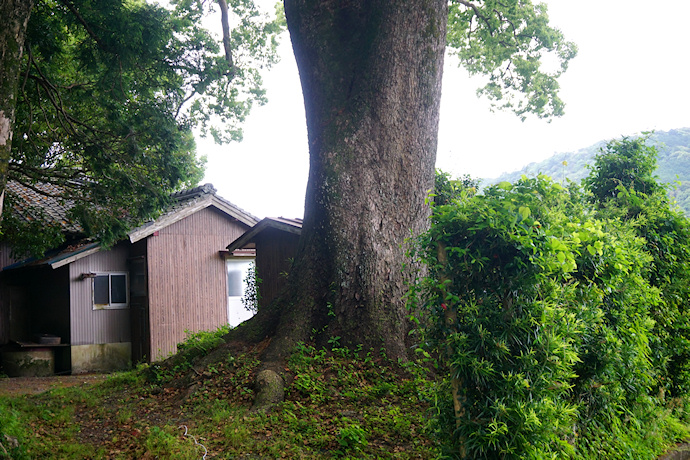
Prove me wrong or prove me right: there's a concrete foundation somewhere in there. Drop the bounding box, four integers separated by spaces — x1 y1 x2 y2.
1 348 55 377
71 343 131 374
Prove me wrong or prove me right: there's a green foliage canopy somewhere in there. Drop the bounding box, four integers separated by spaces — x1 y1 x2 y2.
583 135 662 209
447 0 577 120
3 0 281 254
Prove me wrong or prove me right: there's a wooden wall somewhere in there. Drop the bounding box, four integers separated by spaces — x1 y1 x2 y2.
0 282 8 344
1 244 71 345
146 207 249 360
1 243 25 343
30 266 71 342
0 265 70 343
255 228 300 309
0 242 20 270
68 242 131 345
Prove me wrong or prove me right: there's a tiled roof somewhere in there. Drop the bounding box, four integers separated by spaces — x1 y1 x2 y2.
171 183 217 201
2 181 260 270
168 183 258 223
5 181 82 234
127 183 259 243
5 181 258 238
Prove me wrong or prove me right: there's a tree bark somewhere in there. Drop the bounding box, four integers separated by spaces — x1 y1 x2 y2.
0 0 33 221
266 0 447 360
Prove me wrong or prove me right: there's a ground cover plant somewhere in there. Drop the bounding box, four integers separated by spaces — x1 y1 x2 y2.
0 328 439 459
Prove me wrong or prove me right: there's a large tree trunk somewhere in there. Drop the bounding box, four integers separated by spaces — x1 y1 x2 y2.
0 0 33 220
266 0 447 360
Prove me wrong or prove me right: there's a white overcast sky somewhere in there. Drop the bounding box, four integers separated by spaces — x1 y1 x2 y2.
200 0 690 219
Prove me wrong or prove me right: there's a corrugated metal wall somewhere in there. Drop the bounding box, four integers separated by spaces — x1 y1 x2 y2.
68 242 131 345
146 207 249 360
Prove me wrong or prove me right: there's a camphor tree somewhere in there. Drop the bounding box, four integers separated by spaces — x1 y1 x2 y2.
0 0 281 254
242 0 577 369
2 0 576 372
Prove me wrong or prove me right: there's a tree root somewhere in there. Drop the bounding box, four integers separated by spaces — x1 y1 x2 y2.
251 369 284 412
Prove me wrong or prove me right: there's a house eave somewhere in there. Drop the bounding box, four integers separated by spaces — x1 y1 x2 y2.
49 243 102 269
226 217 302 252
128 194 259 244
2 241 102 271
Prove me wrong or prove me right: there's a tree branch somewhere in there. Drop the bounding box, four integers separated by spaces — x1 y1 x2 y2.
217 0 236 78
455 0 494 35
59 0 108 51
493 8 520 45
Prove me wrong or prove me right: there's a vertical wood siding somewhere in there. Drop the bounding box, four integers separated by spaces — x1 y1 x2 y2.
1 243 28 343
146 207 248 360
256 229 300 309
0 242 19 270
68 242 131 345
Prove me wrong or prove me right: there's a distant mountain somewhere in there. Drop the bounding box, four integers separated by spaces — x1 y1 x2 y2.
487 128 690 214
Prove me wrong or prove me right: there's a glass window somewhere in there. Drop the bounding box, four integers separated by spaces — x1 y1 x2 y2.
227 269 244 297
93 272 129 310
111 274 128 304
93 275 110 305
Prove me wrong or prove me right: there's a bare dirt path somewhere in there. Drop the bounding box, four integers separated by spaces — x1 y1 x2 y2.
0 374 108 398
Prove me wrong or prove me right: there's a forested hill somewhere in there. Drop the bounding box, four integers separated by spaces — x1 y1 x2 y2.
487 128 690 214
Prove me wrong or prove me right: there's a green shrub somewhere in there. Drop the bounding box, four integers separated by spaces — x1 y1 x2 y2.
410 170 688 458
143 426 204 459
584 136 690 396
336 422 368 454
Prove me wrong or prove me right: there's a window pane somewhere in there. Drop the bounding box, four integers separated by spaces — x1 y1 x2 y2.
227 259 254 298
227 270 244 297
111 274 127 304
94 275 110 304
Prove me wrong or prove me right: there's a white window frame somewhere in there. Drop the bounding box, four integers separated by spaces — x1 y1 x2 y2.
226 257 256 326
92 272 129 310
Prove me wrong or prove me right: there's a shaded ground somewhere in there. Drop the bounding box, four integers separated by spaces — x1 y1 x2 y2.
1 345 440 458
0 374 108 397
660 443 690 460
0 353 686 459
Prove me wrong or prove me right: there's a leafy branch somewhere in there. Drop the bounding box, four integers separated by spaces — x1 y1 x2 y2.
448 0 578 119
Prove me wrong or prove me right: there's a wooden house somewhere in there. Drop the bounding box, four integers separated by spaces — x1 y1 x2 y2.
225 217 302 310
0 183 258 374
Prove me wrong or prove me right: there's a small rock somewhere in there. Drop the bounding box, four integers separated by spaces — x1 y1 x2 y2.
3 434 19 448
